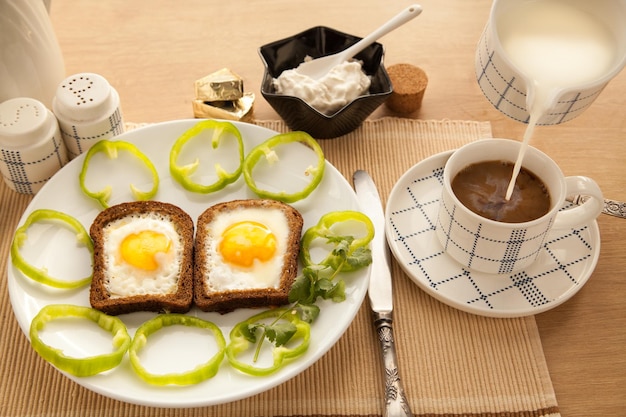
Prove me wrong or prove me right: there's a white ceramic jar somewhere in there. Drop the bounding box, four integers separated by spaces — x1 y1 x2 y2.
0 0 66 109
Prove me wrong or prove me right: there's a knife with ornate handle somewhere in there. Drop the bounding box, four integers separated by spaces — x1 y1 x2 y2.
353 170 412 417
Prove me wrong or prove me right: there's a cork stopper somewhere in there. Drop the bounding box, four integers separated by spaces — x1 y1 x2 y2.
385 64 428 114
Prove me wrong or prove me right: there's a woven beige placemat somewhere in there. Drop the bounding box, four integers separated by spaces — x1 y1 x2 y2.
0 118 560 417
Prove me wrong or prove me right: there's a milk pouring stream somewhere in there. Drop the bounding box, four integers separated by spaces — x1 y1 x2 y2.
497 0 619 199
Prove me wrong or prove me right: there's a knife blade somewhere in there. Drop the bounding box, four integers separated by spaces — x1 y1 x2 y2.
353 170 412 417
354 170 393 313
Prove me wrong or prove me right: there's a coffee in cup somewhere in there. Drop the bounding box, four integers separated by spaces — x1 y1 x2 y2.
451 160 550 223
436 139 603 274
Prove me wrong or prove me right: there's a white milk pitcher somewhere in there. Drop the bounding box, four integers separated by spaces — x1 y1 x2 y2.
0 0 65 109
475 0 626 125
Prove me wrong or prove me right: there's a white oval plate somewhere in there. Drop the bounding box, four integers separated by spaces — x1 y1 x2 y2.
7 120 368 407
385 151 600 318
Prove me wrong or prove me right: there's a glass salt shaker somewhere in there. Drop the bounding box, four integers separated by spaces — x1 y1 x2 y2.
52 73 124 159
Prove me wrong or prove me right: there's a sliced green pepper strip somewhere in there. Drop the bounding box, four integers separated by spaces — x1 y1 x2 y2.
29 304 131 377
300 211 375 272
242 131 325 203
11 209 93 289
129 314 226 386
79 139 159 208
226 308 310 376
169 120 244 193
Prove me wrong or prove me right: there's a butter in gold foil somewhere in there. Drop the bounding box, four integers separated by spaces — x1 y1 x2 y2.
192 92 255 122
194 68 244 102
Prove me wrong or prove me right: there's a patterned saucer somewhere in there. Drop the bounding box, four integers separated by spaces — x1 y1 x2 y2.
385 151 600 318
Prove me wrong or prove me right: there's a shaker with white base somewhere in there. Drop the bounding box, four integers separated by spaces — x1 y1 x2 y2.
0 98 69 194
53 73 124 159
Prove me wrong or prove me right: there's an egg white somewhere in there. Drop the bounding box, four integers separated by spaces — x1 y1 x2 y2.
102 213 183 298
203 207 290 292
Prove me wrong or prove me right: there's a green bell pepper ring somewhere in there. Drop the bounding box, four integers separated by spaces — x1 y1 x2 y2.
300 211 375 272
79 139 159 209
129 314 226 386
29 304 131 377
169 120 244 193
226 308 310 376
242 131 325 203
11 209 93 289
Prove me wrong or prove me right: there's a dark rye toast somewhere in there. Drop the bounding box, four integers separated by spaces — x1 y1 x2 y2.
89 201 194 315
194 199 304 314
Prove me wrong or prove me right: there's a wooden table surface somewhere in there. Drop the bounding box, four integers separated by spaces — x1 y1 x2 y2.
45 0 625 415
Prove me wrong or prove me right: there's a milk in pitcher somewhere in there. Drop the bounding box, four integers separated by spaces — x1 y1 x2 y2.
496 0 618 199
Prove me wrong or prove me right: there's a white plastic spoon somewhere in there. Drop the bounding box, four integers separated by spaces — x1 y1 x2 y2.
295 4 423 80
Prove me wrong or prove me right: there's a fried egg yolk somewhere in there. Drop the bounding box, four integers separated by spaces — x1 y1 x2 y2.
204 207 290 291
120 230 172 270
103 214 182 298
219 221 277 268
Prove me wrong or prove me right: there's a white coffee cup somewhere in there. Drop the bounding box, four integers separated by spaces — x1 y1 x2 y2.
436 139 603 274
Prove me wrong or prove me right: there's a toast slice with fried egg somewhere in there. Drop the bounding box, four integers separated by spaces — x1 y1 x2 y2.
193 199 303 313
89 201 194 315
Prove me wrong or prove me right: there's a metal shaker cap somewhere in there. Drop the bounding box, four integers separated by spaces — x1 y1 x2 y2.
53 73 116 122
0 97 54 149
